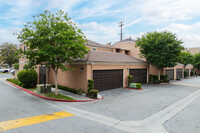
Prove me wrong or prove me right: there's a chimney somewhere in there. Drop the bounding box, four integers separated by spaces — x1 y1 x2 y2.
106 42 111 47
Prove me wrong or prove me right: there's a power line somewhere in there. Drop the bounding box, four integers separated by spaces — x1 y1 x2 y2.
118 21 124 41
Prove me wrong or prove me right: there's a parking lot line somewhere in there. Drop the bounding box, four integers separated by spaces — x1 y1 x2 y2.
0 111 74 132
170 83 200 87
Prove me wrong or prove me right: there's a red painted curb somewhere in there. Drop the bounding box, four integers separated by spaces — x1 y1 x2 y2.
125 88 143 90
7 81 104 102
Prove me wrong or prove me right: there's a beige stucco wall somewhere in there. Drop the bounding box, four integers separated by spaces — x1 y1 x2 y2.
149 65 164 75
188 47 200 55
48 64 88 92
113 42 144 60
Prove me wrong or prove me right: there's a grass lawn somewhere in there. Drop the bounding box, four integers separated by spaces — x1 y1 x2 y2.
7 78 75 100
43 93 75 100
27 88 75 100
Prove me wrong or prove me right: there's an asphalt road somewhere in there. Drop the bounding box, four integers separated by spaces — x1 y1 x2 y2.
1 74 200 133
0 74 127 133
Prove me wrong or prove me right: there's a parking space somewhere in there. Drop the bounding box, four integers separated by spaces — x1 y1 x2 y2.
71 77 200 121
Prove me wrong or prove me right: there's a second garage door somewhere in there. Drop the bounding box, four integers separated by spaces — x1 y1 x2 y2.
176 68 183 79
165 69 174 80
129 69 147 83
93 69 123 91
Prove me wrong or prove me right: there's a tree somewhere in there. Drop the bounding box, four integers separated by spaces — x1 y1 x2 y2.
17 10 88 95
178 51 194 70
194 53 200 72
0 42 19 68
136 31 184 80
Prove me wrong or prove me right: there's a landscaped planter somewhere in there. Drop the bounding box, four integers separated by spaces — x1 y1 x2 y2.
37 84 52 93
129 83 142 89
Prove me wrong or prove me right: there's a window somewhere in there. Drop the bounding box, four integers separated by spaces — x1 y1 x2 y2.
116 49 120 53
24 46 27 55
92 48 96 51
125 50 129 55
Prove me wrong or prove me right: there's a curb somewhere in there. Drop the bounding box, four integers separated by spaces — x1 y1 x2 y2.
151 83 170 85
125 87 143 90
7 81 104 102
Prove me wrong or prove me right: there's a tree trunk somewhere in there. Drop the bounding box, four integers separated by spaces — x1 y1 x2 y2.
55 69 58 96
158 69 161 80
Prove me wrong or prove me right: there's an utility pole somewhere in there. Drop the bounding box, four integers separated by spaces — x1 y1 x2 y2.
118 21 124 41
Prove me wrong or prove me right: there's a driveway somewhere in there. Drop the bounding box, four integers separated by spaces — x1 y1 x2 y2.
68 77 199 121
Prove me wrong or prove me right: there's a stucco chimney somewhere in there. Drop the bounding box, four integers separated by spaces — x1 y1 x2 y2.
106 42 111 47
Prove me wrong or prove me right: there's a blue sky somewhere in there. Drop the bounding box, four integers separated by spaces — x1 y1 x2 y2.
0 0 200 48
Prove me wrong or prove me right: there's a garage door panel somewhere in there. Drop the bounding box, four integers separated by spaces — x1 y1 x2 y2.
129 69 147 83
93 70 123 91
176 68 183 79
165 69 174 80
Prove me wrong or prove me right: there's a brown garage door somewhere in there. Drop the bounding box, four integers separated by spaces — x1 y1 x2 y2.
176 68 183 79
129 69 147 83
93 69 123 91
165 69 174 80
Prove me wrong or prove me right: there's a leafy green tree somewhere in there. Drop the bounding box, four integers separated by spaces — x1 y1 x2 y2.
17 10 88 95
178 51 194 69
0 42 19 68
194 53 200 72
136 31 184 80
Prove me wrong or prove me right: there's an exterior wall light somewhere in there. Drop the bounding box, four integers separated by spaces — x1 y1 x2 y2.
80 66 84 72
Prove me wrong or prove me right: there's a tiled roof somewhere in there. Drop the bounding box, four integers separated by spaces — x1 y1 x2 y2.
75 50 147 64
114 38 137 44
84 40 111 49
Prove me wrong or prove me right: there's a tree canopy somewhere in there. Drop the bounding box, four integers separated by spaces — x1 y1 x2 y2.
136 31 184 79
0 42 19 68
178 51 193 67
17 10 88 95
194 53 200 70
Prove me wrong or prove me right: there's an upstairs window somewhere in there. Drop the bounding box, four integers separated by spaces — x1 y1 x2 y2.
24 46 27 54
92 48 96 51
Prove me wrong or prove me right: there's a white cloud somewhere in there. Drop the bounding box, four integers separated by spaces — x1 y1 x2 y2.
129 22 200 48
157 23 200 48
78 21 119 44
0 27 21 45
46 0 83 12
136 0 200 24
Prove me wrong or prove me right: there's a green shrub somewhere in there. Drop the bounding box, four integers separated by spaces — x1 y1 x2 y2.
17 69 37 88
128 75 133 85
129 83 142 89
184 70 189 78
14 63 19 70
87 89 98 99
149 75 158 83
77 88 84 95
52 85 78 94
136 83 142 89
88 79 94 91
160 74 168 82
150 74 168 83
